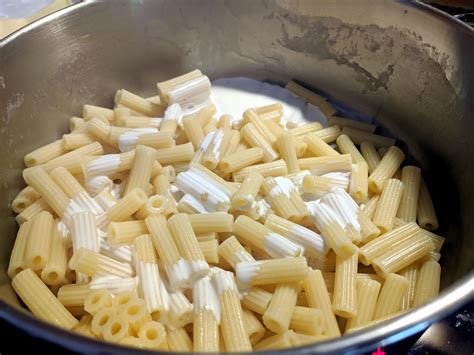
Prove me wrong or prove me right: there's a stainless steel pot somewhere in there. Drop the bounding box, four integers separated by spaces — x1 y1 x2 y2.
0 0 473 353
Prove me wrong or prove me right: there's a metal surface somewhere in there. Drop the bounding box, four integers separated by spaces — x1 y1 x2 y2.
0 0 473 353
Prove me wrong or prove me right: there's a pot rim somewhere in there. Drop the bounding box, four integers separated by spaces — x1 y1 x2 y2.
0 0 473 353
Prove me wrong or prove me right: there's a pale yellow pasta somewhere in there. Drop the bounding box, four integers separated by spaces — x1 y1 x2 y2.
84 288 113 315
24 139 69 167
69 248 134 278
62 133 96 150
290 122 324 137
102 314 132 343
394 218 445 252
397 166 421 223
50 167 85 199
333 252 358 318
373 179 404 233
399 262 421 310
23 168 70 218
12 269 79 329
231 171 264 211
417 177 439 231
371 234 434 278
220 130 241 158
253 331 294 351
264 119 307 157
152 175 178 214
119 297 152 334
145 214 182 268
264 214 327 259
241 287 272 315
192 277 219 352
360 141 381 174
155 142 194 165
232 160 288 182
70 116 86 131
341 127 395 147
421 250 441 263
374 273 409 319
239 308 265 345
217 236 255 271
41 220 68 285
42 142 104 174
8 70 449 351
243 109 278 147
336 134 366 164
329 116 376 133
412 261 441 307
302 175 348 197
306 125 341 143
198 239 219 264
235 257 308 286
7 221 31 278
157 69 203 101
215 271 252 351
345 278 381 331
263 282 299 333
277 131 300 174
234 215 303 258
107 187 147 221
107 221 148 245
136 321 168 349
285 81 327 105
87 117 112 143
73 314 96 338
359 222 421 265
290 333 329 346
361 195 380 220
240 122 278 163
261 179 299 222
304 133 340 157
83 104 115 121
298 154 352 175
358 211 381 243
255 102 283 117
167 327 193 352
303 270 341 337
57 283 91 308
12 186 40 213
368 146 405 193
289 306 322 336
219 147 264 173
182 115 205 150
350 162 368 203
115 89 164 117
124 145 156 195
25 211 54 271
187 212 233 234
168 213 204 260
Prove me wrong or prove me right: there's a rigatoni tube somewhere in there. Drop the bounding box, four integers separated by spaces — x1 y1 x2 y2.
12 269 78 329
412 261 441 307
303 269 340 338
374 273 409 319
235 257 308 286
332 252 358 318
372 179 404 233
368 146 405 193
213 270 252 351
263 282 300 333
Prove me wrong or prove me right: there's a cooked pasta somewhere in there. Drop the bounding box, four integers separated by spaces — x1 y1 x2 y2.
8 70 446 351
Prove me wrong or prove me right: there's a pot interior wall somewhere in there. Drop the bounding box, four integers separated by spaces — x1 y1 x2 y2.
0 0 472 308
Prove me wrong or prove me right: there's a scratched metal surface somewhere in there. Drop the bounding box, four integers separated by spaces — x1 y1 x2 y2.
0 0 473 353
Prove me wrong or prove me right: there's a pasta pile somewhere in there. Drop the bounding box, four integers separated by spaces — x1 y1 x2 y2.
8 70 444 351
